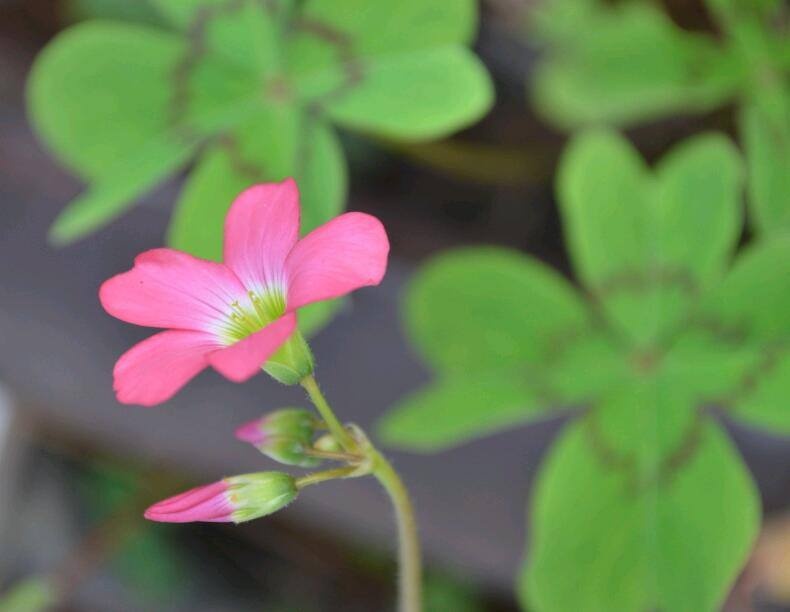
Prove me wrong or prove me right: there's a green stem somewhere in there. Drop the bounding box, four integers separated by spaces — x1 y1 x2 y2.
301 375 356 452
371 450 422 612
299 375 422 612
295 466 361 489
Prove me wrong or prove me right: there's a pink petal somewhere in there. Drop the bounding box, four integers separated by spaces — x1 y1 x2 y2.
223 180 300 295
113 330 218 407
208 313 297 382
285 212 389 310
144 481 235 523
100 248 246 332
235 418 267 445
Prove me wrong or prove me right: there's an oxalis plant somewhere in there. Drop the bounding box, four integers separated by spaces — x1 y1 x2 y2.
27 0 492 256
380 129 790 611
99 180 423 612
529 0 789 236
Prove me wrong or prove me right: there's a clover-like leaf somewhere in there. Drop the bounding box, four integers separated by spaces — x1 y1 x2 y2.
725 345 790 434
288 0 492 139
741 99 790 236
522 413 759 612
697 236 790 345
379 372 551 451
559 129 743 346
404 247 590 374
28 22 190 182
531 3 738 129
168 107 346 259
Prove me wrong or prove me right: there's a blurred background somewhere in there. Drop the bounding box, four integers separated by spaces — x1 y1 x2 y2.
1 0 789 610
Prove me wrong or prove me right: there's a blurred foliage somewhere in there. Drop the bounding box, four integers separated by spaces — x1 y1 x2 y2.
529 0 789 236
77 461 189 605
26 0 493 336
0 577 56 612
381 128 790 610
28 0 492 335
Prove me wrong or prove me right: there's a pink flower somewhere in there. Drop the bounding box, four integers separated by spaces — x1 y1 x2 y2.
100 179 389 406
144 472 298 524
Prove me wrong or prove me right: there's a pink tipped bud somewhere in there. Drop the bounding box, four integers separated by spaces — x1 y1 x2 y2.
144 472 298 524
235 409 320 467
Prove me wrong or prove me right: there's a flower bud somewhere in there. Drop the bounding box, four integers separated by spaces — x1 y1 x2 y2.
264 331 314 385
144 472 298 524
235 409 320 467
313 433 343 453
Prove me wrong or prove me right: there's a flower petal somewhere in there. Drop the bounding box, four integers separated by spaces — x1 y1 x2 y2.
100 248 246 332
113 330 218 407
144 481 235 523
208 313 297 382
285 212 389 310
223 180 300 294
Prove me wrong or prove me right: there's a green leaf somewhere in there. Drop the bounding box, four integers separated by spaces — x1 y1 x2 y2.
697 236 790 344
559 130 743 346
522 417 760 612
653 133 743 284
0 578 56 612
379 373 551 451
49 137 194 245
149 0 281 75
404 247 590 373
322 48 493 140
662 329 760 401
27 22 186 181
168 106 346 260
531 3 739 129
288 0 493 139
26 21 250 241
741 99 790 236
730 347 790 434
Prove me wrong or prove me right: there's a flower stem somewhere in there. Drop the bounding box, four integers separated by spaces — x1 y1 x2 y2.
299 374 422 612
371 450 422 612
301 375 356 452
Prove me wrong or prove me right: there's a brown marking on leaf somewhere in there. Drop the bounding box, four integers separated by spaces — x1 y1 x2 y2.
592 266 698 298
291 16 365 111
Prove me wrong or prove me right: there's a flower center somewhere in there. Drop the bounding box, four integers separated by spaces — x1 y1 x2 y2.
220 289 287 345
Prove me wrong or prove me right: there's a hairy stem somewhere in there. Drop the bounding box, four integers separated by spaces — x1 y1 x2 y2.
299 375 422 611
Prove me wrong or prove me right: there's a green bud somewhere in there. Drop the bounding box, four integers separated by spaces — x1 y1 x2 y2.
226 472 298 523
236 409 320 467
264 331 314 385
313 433 343 453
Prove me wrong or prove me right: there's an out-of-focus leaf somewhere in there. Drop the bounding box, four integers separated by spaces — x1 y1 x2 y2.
741 99 790 236
379 373 551 451
424 572 484 612
113 526 187 602
149 0 280 75
531 3 739 129
27 22 186 181
662 329 759 401
322 48 493 140
404 247 589 373
288 0 493 139
730 348 790 434
522 417 759 612
48 137 194 245
168 107 345 260
0 577 56 612
697 236 790 344
653 134 743 285
559 130 743 346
